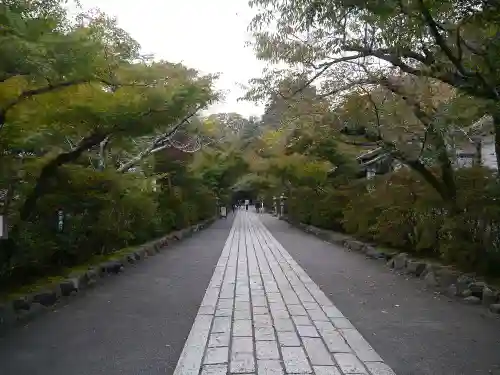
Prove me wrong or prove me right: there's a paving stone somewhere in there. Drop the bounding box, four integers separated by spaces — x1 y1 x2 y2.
277 331 301 346
313 321 336 333
303 302 321 310
234 309 251 320
209 332 230 347
204 347 229 364
220 289 234 299
330 318 354 329
322 306 344 318
255 326 276 341
253 306 270 315
282 347 313 374
309 290 334 308
269 302 287 312
230 352 255 373
365 362 397 375
201 364 228 375
267 293 283 302
292 315 311 326
233 319 253 336
274 318 295 331
302 338 335 365
296 325 320 338
256 340 280 360
232 337 254 353
282 294 301 304
236 295 251 303
199 305 216 315
212 317 231 333
253 314 272 327
312 366 342 375
218 299 234 309
215 308 233 317
235 301 251 310
270 309 290 319
340 329 382 362
297 292 316 303
251 287 265 294
319 330 351 353
333 353 368 374
288 304 308 316
202 289 220 307
253 296 268 307
257 360 284 375
308 309 329 321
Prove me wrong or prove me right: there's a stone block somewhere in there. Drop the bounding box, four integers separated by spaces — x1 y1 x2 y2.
406 260 427 276
482 287 497 307
424 271 439 287
345 240 365 252
86 268 99 285
393 253 408 270
126 254 137 264
365 246 385 259
0 303 16 327
100 260 124 274
436 268 460 288
489 304 500 314
447 284 458 297
456 274 474 294
59 278 80 296
32 290 58 307
463 296 481 304
470 282 487 299
12 297 31 311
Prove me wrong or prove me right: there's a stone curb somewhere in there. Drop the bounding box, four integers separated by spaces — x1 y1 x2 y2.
0 217 217 335
285 218 500 316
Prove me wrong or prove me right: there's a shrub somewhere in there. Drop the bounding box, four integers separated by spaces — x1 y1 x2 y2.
0 164 217 289
284 167 500 276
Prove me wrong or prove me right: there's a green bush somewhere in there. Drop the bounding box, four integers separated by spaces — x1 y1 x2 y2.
0 164 217 289
285 167 500 276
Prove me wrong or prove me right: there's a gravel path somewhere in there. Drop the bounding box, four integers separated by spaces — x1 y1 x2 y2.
2 211 499 375
261 214 500 375
0 216 234 375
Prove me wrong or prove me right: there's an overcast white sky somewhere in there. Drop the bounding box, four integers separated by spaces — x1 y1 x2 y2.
77 0 266 117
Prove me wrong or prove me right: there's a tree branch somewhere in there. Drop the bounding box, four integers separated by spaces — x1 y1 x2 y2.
379 77 457 203
98 135 112 170
117 106 203 173
279 53 366 99
0 77 166 132
402 157 450 200
19 131 109 221
417 0 467 76
317 79 372 98
0 79 89 131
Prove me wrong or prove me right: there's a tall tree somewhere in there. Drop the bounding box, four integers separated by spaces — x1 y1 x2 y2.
248 0 500 168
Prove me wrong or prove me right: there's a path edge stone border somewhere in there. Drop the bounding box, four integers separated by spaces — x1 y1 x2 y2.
0 217 218 335
283 217 500 317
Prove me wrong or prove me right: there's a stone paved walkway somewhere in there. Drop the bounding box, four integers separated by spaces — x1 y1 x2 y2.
174 212 395 375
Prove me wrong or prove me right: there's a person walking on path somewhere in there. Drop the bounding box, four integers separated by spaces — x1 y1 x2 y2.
255 201 261 213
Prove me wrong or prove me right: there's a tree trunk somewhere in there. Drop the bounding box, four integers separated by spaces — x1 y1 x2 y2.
428 125 457 204
19 132 107 222
491 108 500 172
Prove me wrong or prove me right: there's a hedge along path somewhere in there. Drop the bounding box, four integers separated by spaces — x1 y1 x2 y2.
174 211 395 375
0 217 216 335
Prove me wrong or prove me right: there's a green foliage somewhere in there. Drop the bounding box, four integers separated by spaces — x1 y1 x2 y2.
285 167 500 276
0 1 220 290
241 0 500 280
